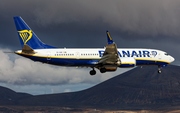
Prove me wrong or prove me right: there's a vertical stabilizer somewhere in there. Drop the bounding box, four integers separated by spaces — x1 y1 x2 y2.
13 16 56 49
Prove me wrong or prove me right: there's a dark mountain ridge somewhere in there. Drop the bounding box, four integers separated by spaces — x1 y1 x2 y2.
1 65 180 110
0 86 32 105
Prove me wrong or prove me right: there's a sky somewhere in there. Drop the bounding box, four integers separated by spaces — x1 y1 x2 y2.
0 0 180 95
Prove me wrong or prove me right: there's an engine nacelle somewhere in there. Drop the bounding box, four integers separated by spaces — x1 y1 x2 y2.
119 57 136 68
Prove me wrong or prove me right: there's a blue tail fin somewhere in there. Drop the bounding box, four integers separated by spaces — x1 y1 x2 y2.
13 16 56 49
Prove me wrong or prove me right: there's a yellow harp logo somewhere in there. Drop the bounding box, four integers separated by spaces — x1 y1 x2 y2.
18 30 32 44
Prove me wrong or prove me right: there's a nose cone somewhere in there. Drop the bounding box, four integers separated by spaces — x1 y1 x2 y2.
170 56 175 63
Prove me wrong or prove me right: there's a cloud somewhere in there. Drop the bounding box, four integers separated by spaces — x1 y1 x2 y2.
0 48 129 85
64 89 71 93
2 0 180 37
1 0 180 51
20 0 180 37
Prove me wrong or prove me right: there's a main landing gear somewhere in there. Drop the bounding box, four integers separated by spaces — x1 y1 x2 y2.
90 67 107 75
158 66 162 74
100 68 106 73
90 68 96 75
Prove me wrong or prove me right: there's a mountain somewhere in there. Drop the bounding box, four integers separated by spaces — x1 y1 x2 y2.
0 86 32 105
0 65 180 110
17 65 180 110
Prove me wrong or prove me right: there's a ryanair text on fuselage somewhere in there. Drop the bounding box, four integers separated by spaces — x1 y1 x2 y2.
99 50 157 57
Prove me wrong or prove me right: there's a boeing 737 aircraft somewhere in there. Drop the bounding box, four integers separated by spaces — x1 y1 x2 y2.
13 16 174 75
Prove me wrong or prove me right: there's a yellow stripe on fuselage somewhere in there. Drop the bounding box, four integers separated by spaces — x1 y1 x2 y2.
121 63 135 64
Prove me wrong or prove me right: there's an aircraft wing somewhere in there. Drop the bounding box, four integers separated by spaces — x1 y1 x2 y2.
97 31 120 66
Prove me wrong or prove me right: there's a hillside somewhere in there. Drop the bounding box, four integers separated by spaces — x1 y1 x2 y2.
0 86 32 105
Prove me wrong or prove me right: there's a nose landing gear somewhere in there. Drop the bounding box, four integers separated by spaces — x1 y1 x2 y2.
158 66 162 74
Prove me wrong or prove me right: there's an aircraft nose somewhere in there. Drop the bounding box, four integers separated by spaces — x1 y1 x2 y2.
170 56 175 63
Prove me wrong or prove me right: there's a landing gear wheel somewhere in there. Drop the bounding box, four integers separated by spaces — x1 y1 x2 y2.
158 66 162 74
100 68 106 73
158 70 161 74
90 69 96 75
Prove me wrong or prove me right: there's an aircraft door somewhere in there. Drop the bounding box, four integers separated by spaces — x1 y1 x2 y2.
158 52 162 59
47 51 51 60
76 52 80 59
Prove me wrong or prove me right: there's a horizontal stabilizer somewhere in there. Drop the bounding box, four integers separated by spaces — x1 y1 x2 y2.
22 44 35 53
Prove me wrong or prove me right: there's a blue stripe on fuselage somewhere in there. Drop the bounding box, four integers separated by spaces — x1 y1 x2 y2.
18 53 169 67
136 60 169 66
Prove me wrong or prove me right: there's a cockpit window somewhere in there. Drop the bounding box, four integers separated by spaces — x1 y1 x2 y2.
164 53 169 56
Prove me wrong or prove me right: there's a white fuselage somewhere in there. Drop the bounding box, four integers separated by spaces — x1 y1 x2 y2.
16 48 174 67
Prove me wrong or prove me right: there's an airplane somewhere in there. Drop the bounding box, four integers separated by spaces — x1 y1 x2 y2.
13 16 175 75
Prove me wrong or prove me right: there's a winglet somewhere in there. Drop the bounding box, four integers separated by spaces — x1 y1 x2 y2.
106 31 114 45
